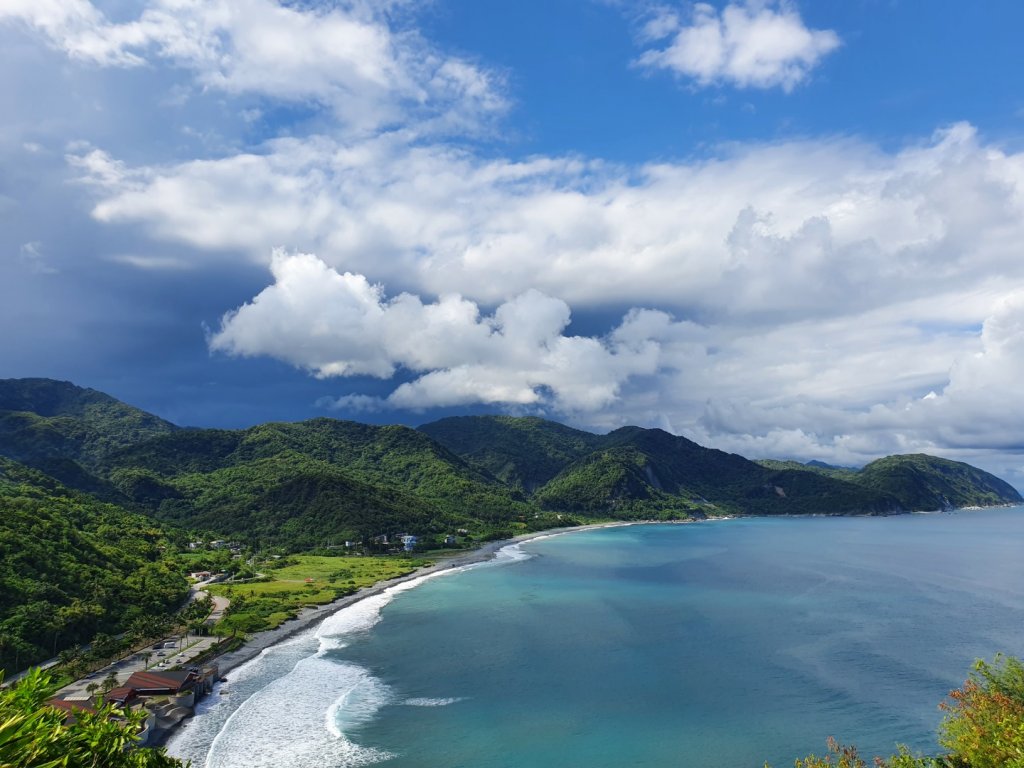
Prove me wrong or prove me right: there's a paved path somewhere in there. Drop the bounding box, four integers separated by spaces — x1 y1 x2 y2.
56 635 224 701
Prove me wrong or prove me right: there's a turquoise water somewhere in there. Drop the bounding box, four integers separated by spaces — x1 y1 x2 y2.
169 509 1024 768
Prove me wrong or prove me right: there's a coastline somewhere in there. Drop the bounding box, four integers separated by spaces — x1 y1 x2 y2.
208 521 632 678
155 507 1023 754
200 504 1017 678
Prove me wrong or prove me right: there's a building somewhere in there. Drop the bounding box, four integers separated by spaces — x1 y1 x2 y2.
104 687 140 708
401 534 418 551
123 670 199 697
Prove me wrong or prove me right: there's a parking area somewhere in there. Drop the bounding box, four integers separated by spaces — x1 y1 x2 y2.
57 636 224 703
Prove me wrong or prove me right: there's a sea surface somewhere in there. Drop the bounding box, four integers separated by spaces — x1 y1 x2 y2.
168 509 1024 768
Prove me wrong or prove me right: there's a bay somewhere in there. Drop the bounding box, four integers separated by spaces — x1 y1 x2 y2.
169 508 1024 768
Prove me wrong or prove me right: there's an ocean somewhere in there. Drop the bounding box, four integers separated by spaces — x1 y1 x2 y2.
167 509 1024 768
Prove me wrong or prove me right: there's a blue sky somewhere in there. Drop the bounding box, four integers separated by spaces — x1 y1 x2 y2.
3 0 1024 486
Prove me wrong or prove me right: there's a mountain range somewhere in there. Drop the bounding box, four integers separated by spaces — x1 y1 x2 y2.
0 377 1020 674
0 378 1018 548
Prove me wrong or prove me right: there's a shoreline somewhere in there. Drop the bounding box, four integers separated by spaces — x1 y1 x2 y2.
155 507 1022 751
153 522 632 749
209 521 632 678
178 504 1015 680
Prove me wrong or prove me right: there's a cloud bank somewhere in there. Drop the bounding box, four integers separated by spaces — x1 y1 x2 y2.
5 1 1024 487
0 0 503 133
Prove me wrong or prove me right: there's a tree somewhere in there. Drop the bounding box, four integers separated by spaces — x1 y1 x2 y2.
101 670 120 695
939 654 1024 768
0 669 185 767
777 655 1024 768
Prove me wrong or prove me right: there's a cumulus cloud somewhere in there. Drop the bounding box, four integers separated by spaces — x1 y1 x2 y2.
8 1 1024 487
210 251 662 412
71 123 1024 324
636 1 840 91
0 0 503 133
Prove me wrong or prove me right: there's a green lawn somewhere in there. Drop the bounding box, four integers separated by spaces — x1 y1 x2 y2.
208 555 428 633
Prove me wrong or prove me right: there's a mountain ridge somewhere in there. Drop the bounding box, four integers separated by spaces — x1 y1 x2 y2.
0 380 1019 550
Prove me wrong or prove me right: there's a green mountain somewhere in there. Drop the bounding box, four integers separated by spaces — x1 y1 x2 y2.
102 418 531 546
0 457 187 675
0 378 177 467
421 416 1022 517
0 380 1019 558
419 415 603 492
535 425 902 516
854 453 1022 510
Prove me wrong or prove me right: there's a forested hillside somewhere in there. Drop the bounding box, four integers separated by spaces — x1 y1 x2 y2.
101 418 533 546
423 416 1021 517
0 379 1020 672
0 457 187 675
0 378 176 468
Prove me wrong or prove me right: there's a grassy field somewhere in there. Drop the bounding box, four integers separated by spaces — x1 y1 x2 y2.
207 555 428 633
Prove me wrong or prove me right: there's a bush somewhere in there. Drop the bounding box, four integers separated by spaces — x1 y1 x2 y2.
0 668 184 767
779 655 1024 768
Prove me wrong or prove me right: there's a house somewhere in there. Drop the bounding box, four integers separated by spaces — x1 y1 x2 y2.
444 535 457 546
46 696 97 719
123 670 199 697
401 534 418 551
189 570 213 581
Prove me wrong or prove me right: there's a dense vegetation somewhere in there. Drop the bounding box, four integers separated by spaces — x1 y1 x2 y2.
757 455 1023 511
0 378 175 471
0 458 188 676
426 417 1020 517
419 415 604 492
100 418 533 547
0 669 184 767
0 380 1019 674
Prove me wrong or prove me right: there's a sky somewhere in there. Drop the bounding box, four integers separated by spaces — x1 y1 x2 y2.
3 1 1024 486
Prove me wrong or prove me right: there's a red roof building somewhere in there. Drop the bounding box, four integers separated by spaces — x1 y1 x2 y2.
122 670 199 696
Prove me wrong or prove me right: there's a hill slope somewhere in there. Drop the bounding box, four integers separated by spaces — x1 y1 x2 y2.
0 380 1018 559
0 457 187 675
103 418 531 544
422 417 1022 516
854 454 1022 510
419 416 603 492
0 378 176 467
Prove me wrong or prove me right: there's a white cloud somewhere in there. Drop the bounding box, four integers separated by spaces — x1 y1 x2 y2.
0 0 503 133
210 251 661 412
6 1 1024 487
636 1 840 91
65 117 1024 483
72 123 1024 323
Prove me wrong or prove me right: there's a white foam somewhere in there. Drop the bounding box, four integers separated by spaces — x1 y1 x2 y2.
172 549 538 767
402 697 465 707
494 542 532 562
205 656 394 768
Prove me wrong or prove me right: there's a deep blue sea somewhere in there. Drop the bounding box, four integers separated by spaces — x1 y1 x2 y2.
168 509 1024 768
